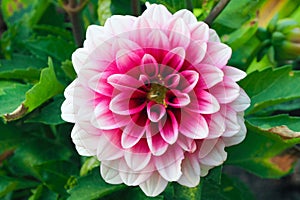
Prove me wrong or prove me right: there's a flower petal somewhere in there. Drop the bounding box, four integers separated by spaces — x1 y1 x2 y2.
97 130 124 161
166 90 191 108
177 154 201 187
164 73 180 88
139 172 168 197
179 70 199 93
154 145 184 181
168 18 191 49
179 109 209 139
223 66 247 81
188 90 220 114
146 122 168 156
141 54 159 77
185 40 207 65
142 4 172 25
145 30 170 50
200 140 227 166
196 64 224 89
121 119 146 149
190 22 209 41
124 139 152 171
159 111 179 144
230 89 250 112
110 92 146 115
147 102 166 123
119 159 152 186
209 77 240 104
71 125 99 156
162 47 186 72
174 9 197 24
101 160 123 184
202 42 232 68
107 74 143 92
104 15 136 35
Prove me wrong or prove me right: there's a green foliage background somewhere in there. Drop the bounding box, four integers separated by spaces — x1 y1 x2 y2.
0 0 300 199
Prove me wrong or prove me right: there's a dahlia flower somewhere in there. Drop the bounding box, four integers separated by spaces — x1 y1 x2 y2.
61 3 250 197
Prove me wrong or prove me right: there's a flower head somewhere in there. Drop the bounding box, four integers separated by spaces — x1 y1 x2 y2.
61 3 250 197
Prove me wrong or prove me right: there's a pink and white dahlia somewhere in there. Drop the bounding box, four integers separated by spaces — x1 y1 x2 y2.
61 3 250 197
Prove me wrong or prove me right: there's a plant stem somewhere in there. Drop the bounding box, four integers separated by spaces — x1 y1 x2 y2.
131 0 141 16
63 0 87 47
204 0 230 26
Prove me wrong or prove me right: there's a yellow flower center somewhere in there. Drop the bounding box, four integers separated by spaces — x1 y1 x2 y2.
147 83 168 108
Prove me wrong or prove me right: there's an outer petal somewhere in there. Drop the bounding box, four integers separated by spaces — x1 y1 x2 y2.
139 172 168 197
173 9 197 24
177 154 201 187
168 18 191 49
101 160 123 184
104 15 136 35
119 159 153 186
142 4 172 25
202 42 232 68
200 140 227 166
71 125 99 156
154 145 184 181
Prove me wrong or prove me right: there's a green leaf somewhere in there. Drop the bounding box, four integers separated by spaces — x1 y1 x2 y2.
25 36 76 62
173 183 201 200
98 0 112 25
0 176 38 198
8 138 73 177
79 157 100 176
200 166 223 199
61 60 77 81
26 95 65 125
3 58 64 121
67 168 125 200
1 0 50 27
212 0 264 34
23 58 64 112
0 81 32 117
240 66 300 115
29 185 58 200
226 120 300 178
0 122 24 155
34 161 79 195
220 174 254 200
110 0 133 15
0 54 44 80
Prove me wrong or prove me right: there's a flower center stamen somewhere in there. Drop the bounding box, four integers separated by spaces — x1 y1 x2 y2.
147 83 168 108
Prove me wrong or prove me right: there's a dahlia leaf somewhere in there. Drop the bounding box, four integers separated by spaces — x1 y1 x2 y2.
25 95 65 125
98 0 112 25
25 36 76 62
3 58 64 121
28 185 59 200
1 0 49 27
226 120 300 178
23 58 64 114
240 66 300 115
0 122 23 155
0 176 38 198
173 183 201 200
33 161 79 195
8 138 73 177
0 81 32 118
0 54 44 80
67 168 126 200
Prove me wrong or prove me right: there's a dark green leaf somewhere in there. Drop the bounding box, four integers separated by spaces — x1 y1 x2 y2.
240 66 300 115
173 183 201 200
0 122 24 155
29 185 59 200
26 95 65 125
34 161 79 195
0 176 38 198
226 121 300 178
0 81 32 117
67 168 125 200
25 36 76 62
8 138 73 177
0 54 44 80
